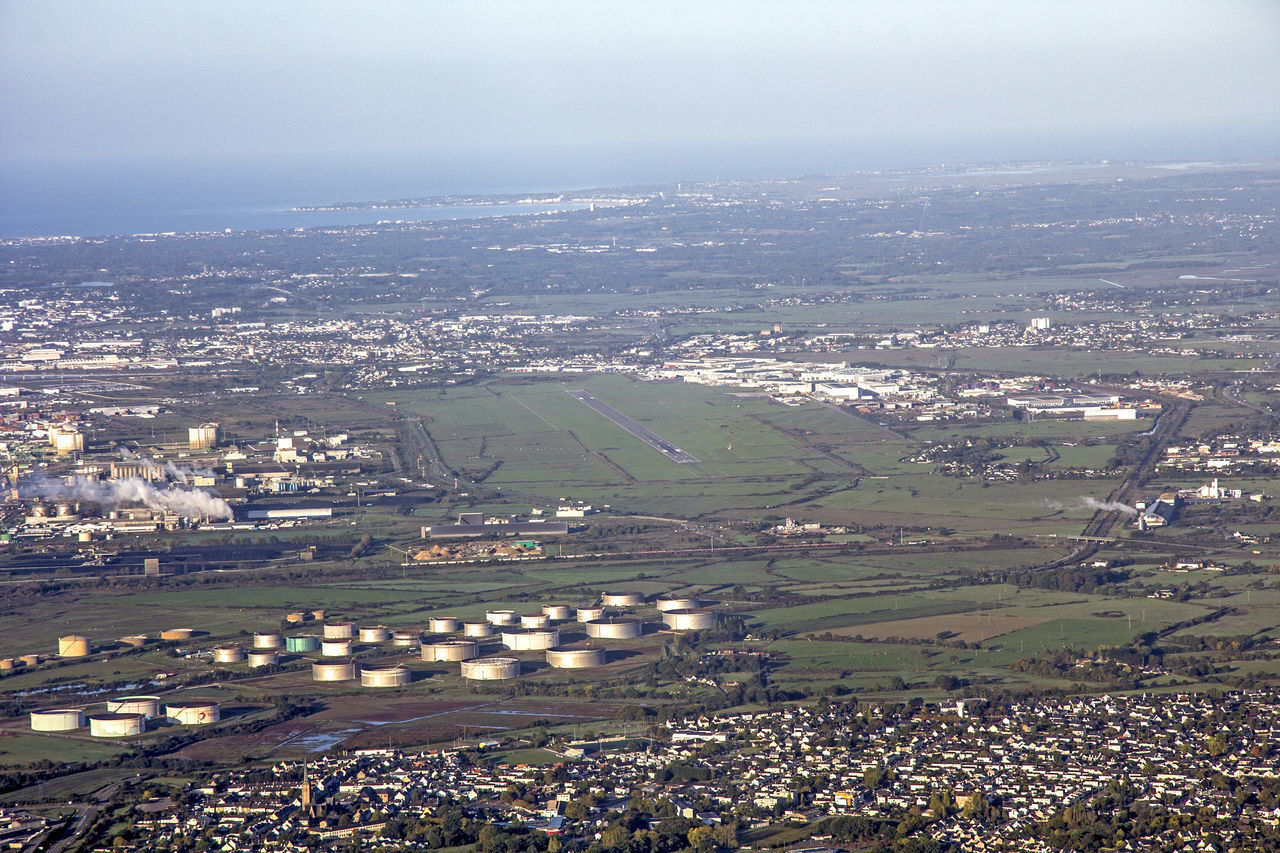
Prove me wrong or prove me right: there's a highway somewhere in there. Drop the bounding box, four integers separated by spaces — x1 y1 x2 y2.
566 390 700 463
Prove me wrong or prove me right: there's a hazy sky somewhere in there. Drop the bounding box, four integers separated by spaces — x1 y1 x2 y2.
3 0 1279 168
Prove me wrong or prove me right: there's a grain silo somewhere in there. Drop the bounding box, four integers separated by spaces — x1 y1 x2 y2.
212 645 246 664
585 617 644 639
655 596 700 612
463 621 494 637
312 660 359 682
58 635 91 657
106 696 161 717
247 651 278 668
501 628 559 650
460 656 520 680
30 708 84 732
285 634 320 653
254 632 285 649
358 625 391 643
485 610 516 626
320 639 352 657
165 701 221 725
662 608 718 631
546 645 607 668
541 604 572 621
89 713 145 737
323 621 356 639
422 640 479 662
429 616 460 633
601 591 645 607
519 613 550 629
361 663 412 687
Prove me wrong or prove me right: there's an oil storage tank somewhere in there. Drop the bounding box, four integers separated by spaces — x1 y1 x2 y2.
662 608 718 631
461 656 520 680
160 628 194 642
547 645 607 668
576 606 607 622
463 620 494 637
213 645 246 664
30 708 84 732
501 628 559 650
656 596 700 612
429 617 459 633
601 591 645 607
312 660 358 682
585 617 644 639
392 630 421 648
323 621 356 639
89 713 145 737
358 625 391 644
485 610 516 626
58 635 91 658
248 651 278 668
542 604 572 621
422 640 478 662
361 664 411 687
107 696 160 717
321 639 352 657
286 634 320 653
520 613 550 629
166 701 221 725
254 632 284 649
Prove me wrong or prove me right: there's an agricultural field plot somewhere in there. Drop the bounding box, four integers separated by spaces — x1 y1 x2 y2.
847 612 1045 643
746 593 988 636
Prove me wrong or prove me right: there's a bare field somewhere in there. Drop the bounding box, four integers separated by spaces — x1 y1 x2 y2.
841 612 1048 642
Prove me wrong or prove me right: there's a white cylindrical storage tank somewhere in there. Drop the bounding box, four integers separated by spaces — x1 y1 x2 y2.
463 621 494 637
461 656 520 680
361 664 411 687
359 625 391 643
520 613 550 629
663 608 718 631
254 632 284 649
601 591 645 607
323 621 356 639
166 701 221 725
429 617 460 633
321 639 352 657
118 635 149 648
58 635 91 657
422 640 479 662
501 628 560 651
213 645 246 664
656 596 700 612
107 696 161 717
312 660 359 682
89 713 145 737
485 610 516 626
585 617 644 639
547 645 607 669
542 604 572 621
286 634 320 653
30 708 84 732
577 606 608 622
392 630 421 648
160 628 194 642
248 651 278 668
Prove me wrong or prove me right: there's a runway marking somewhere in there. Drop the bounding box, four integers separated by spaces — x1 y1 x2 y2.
566 389 700 463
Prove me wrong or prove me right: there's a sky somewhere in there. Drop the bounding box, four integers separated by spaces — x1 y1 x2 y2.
2 0 1279 180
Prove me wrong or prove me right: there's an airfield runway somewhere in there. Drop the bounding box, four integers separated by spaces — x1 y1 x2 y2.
566 390 700 463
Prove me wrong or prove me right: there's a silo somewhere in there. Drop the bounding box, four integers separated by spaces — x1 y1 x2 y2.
321 639 352 657
547 645 607 668
254 632 285 649
463 621 494 638
312 660 359 682
160 628 194 642
358 625 391 643
118 635 149 648
392 630 421 648
248 651 278 668
656 596 700 612
662 608 718 631
286 634 320 653
188 422 219 450
422 640 479 662
165 701 221 725
89 713 145 737
429 616 460 634
30 709 84 732
461 656 520 680
107 696 161 717
542 604 572 621
585 617 644 639
576 606 608 622
361 664 412 688
601 591 645 607
213 645 246 664
485 610 516 626
58 635 91 657
520 613 551 629
323 621 356 639
501 628 559 650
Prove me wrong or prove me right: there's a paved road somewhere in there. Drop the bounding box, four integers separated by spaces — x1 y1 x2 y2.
566 390 700 463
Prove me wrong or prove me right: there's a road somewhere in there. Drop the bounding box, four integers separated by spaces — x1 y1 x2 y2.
41 781 124 853
566 390 700 463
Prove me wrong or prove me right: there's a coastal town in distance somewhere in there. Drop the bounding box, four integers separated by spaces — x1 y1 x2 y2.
2 159 1280 852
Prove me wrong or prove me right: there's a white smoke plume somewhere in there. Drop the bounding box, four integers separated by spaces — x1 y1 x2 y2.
116 445 215 484
1042 497 1138 516
21 474 233 521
